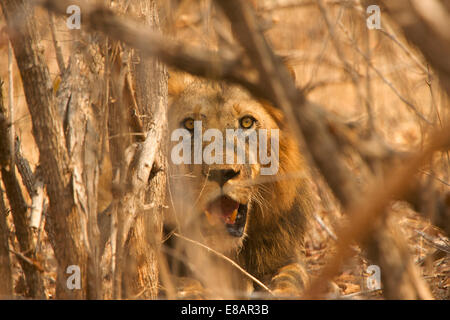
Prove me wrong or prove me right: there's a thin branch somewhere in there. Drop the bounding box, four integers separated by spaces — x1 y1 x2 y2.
375 0 450 96
337 21 432 125
9 249 44 272
419 170 450 187
7 41 15 171
173 232 274 295
48 12 65 74
416 231 450 254
377 28 428 74
312 212 338 241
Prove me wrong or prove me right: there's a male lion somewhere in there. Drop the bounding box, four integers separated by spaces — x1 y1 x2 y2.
165 73 315 298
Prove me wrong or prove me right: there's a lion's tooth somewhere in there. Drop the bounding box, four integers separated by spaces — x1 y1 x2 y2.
228 208 238 224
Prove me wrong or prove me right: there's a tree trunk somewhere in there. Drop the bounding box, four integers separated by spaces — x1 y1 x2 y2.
1 0 101 299
0 79 46 298
0 189 13 299
121 0 168 300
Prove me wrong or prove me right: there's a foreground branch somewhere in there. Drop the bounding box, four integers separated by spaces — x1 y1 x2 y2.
40 0 263 100
1 0 95 298
0 79 46 298
305 125 449 298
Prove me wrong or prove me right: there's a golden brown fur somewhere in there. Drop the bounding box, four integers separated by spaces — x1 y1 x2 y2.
166 73 315 297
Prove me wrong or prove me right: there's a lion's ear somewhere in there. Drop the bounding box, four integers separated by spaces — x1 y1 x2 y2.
281 56 296 82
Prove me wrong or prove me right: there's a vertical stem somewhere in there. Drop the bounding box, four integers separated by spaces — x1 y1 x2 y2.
48 12 66 74
0 189 13 298
8 41 15 171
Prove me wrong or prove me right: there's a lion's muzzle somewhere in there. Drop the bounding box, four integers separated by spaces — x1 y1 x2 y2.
204 195 248 237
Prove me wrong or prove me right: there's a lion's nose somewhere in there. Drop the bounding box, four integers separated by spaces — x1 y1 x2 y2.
207 169 240 187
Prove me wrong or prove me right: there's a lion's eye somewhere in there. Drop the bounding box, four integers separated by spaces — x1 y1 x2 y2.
183 118 195 131
239 116 256 129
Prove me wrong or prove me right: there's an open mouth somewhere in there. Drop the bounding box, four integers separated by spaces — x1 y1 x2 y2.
204 196 248 237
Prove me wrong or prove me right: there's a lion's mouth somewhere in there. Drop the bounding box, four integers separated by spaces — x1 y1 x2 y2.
204 196 248 237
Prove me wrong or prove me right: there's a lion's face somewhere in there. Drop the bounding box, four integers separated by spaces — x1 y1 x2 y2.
168 76 289 253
